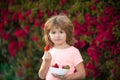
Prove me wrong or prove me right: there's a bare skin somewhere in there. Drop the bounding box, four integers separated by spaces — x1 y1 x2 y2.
38 51 52 79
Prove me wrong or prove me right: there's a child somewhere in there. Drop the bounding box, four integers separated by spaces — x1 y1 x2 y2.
38 14 86 80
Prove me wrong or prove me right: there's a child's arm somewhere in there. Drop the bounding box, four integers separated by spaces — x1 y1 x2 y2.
66 62 86 80
38 52 51 79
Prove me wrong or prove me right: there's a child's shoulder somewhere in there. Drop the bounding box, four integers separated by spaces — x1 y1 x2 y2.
67 46 80 53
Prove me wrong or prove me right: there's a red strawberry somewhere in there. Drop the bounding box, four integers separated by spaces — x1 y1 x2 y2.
44 45 50 51
74 68 77 73
52 63 59 68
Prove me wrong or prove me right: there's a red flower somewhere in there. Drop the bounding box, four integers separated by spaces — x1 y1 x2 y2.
32 36 38 42
37 11 44 18
18 40 24 49
112 68 117 77
14 29 27 38
0 23 4 33
23 25 30 34
17 68 23 77
86 61 95 70
12 13 18 22
85 61 100 78
47 11 53 16
90 4 96 11
34 19 40 27
61 10 68 15
41 23 45 29
29 17 34 23
26 10 32 16
18 12 25 22
85 61 95 77
103 7 115 16
74 40 86 48
60 0 67 5
73 20 86 36
9 0 14 5
3 16 8 26
95 0 100 3
1 32 11 40
84 13 92 22
87 46 102 63
8 41 18 57
94 33 104 43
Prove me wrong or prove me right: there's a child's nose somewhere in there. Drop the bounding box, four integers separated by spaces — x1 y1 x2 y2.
55 33 60 37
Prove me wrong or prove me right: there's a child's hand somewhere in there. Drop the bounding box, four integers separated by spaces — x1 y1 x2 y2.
44 52 52 62
52 74 66 80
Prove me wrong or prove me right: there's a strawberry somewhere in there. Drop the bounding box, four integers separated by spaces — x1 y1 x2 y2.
44 45 50 51
52 63 59 68
62 65 70 69
74 68 77 73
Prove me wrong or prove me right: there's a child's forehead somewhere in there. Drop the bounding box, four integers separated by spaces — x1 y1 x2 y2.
50 26 64 30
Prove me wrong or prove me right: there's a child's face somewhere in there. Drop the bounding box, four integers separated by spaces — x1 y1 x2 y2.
49 27 67 46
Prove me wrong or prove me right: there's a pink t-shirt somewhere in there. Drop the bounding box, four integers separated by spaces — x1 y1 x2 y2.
43 46 83 80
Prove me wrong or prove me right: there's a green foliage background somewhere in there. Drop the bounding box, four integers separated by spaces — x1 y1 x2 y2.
0 0 120 80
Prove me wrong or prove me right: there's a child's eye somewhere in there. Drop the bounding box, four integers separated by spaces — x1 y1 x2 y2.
51 31 56 34
60 31 64 33
60 31 63 33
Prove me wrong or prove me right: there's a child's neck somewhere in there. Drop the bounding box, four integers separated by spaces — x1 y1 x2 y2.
54 44 70 49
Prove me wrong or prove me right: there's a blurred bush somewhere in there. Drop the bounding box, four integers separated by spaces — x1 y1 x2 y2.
0 0 120 80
